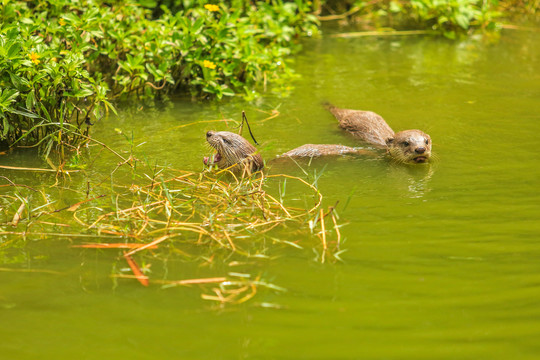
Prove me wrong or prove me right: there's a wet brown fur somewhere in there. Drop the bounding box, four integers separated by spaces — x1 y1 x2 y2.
280 144 371 158
205 131 263 174
326 103 432 163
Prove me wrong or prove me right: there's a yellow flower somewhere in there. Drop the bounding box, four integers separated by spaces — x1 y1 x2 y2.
204 4 220 12
59 18 66 26
29 52 40 65
203 60 216 69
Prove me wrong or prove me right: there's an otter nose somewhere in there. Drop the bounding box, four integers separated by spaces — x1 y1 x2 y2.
206 131 214 138
415 147 426 154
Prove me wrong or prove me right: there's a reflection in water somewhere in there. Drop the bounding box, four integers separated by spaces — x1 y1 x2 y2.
387 162 434 198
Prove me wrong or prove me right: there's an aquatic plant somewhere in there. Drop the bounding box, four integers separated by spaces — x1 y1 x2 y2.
0 168 344 305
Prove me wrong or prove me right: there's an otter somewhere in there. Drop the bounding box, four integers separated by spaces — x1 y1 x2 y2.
326 104 432 163
280 144 372 158
203 131 263 175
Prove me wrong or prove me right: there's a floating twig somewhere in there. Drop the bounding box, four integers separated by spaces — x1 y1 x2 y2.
123 253 149 287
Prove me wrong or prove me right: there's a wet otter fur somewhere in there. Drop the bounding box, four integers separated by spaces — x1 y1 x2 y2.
326 103 432 164
280 144 372 158
204 131 263 175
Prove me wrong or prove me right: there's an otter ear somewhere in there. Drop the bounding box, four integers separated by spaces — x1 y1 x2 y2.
385 137 394 146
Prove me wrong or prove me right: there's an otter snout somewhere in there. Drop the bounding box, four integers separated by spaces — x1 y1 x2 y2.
388 130 432 164
204 130 264 174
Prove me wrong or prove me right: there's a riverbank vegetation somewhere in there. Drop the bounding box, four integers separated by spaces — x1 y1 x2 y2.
1 0 537 154
319 0 500 37
0 0 318 154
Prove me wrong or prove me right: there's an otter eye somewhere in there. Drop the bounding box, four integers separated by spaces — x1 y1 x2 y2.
223 138 231 145
425 139 429 145
402 141 410 147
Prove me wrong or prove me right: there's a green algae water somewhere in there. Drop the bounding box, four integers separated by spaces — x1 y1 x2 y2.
2 28 540 359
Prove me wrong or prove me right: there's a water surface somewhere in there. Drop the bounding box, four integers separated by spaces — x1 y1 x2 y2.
1 28 540 359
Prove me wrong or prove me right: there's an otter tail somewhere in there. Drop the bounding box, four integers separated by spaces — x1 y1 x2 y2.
321 101 334 111
322 101 340 119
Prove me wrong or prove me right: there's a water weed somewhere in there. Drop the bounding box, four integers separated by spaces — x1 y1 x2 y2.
0 167 344 305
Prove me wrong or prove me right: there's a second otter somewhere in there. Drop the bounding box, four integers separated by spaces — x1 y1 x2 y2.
326 104 432 163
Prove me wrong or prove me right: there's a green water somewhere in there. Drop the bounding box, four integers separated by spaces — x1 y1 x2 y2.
2 28 540 359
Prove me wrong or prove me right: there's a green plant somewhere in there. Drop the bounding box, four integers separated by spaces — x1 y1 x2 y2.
0 0 319 154
406 0 500 38
0 18 114 157
319 0 502 38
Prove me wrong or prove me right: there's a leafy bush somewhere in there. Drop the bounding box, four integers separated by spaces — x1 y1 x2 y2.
404 0 500 38
320 0 501 38
0 0 319 154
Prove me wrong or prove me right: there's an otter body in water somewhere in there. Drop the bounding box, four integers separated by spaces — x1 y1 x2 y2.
280 144 371 158
204 131 263 174
326 104 432 164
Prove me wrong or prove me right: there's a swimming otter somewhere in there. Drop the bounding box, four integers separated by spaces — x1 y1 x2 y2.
326 104 432 163
280 144 372 158
204 131 263 175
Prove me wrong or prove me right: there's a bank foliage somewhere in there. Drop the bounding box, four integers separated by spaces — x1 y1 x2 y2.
0 0 535 154
0 0 318 153
320 0 512 38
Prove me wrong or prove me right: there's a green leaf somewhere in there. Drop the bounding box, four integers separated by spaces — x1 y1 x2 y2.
443 30 457 39
455 14 470 30
389 1 402 13
9 108 41 119
0 89 19 105
2 118 11 137
10 73 30 91
102 100 118 116
66 88 94 98
26 91 36 110
192 17 205 34
6 41 22 59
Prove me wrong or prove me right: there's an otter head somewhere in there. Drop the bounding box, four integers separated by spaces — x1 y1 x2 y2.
204 131 263 174
385 130 432 164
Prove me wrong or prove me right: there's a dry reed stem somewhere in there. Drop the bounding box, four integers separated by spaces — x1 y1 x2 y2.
0 231 121 238
0 267 64 275
255 109 280 123
123 253 149 286
0 165 80 173
156 277 228 286
11 199 26 226
72 243 158 249
223 230 236 251
168 119 237 130
125 234 176 256
266 174 322 214
265 193 292 218
329 30 434 38
331 212 341 250
2 169 339 302
319 208 327 264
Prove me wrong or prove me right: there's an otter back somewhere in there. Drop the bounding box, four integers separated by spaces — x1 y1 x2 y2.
327 105 394 147
326 103 432 164
280 144 370 158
